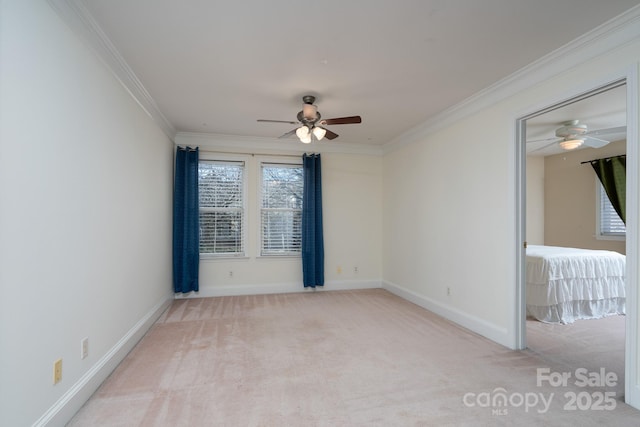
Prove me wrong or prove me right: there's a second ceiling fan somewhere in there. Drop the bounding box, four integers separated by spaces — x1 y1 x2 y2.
258 95 362 143
528 120 626 153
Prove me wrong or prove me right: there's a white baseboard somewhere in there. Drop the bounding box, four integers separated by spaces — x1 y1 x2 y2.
382 280 511 348
174 279 382 299
34 292 174 427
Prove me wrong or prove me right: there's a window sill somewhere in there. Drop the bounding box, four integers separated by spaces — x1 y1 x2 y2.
257 255 301 260
595 234 626 242
200 255 250 262
199 254 302 261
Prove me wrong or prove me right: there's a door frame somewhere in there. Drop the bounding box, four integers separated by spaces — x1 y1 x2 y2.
513 66 639 409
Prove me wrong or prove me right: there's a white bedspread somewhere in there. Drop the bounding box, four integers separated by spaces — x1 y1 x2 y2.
526 245 626 324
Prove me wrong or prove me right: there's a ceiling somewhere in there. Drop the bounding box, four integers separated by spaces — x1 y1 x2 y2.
79 0 640 148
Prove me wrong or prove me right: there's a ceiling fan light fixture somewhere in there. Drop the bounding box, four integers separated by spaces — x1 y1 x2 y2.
295 126 309 139
300 134 312 144
312 126 326 141
559 138 584 150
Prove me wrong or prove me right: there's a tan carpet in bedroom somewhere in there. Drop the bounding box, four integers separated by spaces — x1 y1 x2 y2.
68 289 637 426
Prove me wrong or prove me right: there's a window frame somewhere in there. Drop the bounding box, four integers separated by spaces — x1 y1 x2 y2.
257 157 304 258
198 154 249 259
595 177 626 241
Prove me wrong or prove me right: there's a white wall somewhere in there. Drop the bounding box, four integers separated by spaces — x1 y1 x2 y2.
173 135 383 297
383 109 514 342
526 156 545 245
382 31 640 350
0 1 174 426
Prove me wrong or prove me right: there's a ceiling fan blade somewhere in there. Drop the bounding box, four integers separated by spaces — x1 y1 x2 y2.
278 129 297 139
526 136 559 144
586 126 626 137
258 119 299 124
324 129 339 140
322 116 362 125
583 136 611 149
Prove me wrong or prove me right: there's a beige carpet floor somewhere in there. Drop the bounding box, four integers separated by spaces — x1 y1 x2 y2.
68 289 639 426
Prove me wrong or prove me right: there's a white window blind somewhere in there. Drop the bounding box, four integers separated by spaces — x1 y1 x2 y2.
198 161 245 256
261 163 303 256
598 183 625 238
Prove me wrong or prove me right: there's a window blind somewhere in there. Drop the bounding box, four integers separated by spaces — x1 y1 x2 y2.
198 161 245 255
599 184 626 236
261 163 303 256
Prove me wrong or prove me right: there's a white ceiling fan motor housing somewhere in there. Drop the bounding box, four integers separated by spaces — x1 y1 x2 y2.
555 120 588 138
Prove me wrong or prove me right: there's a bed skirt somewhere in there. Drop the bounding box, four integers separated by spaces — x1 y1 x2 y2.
527 297 625 324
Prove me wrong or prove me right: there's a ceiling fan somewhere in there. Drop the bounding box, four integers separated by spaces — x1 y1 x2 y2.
527 120 626 152
257 95 362 143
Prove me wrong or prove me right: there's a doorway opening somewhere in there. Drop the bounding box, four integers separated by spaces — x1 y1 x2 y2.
514 72 639 408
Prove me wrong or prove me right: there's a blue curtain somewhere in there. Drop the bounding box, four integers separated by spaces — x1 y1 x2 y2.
173 146 200 293
302 153 324 287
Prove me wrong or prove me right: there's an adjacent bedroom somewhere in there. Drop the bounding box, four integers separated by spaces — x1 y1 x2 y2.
524 83 627 387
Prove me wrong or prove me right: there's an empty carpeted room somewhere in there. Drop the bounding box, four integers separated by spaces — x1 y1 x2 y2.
2 1 640 426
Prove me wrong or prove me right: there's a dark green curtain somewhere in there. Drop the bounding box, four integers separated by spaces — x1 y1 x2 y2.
590 155 626 224
173 146 200 293
301 153 324 288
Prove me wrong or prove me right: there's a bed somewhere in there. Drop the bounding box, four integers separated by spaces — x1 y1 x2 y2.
526 245 626 324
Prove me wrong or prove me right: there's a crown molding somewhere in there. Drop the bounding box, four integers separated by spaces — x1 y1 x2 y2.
47 0 176 140
383 4 640 154
175 132 384 156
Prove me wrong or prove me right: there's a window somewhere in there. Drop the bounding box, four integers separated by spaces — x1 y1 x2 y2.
199 160 245 256
260 163 303 256
597 181 625 240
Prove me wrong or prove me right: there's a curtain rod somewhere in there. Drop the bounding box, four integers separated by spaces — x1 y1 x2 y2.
178 146 306 158
580 154 626 164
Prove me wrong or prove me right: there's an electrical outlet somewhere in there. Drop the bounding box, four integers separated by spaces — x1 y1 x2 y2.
53 359 62 384
447 287 451 296
229 271 233 278
354 266 358 274
81 337 89 360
